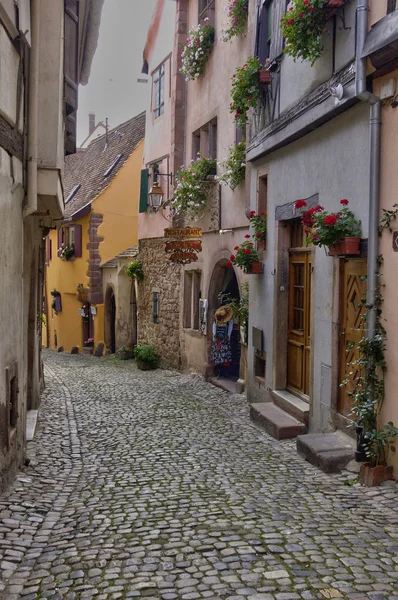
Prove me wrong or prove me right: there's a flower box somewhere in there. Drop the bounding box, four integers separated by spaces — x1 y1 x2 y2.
247 261 263 274
259 68 271 85
359 463 394 487
327 236 361 257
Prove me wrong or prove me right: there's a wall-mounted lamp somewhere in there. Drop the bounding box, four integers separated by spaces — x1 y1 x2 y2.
148 171 173 212
219 229 234 236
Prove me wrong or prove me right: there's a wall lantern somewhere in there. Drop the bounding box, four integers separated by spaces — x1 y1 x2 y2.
148 172 173 212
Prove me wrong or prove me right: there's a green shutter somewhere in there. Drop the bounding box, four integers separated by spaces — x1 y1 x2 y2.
139 169 149 213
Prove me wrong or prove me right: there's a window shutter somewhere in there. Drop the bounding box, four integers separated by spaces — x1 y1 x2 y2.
46 237 52 262
55 296 62 313
269 0 286 64
58 228 63 251
139 169 149 213
73 224 82 257
64 0 79 155
255 3 269 65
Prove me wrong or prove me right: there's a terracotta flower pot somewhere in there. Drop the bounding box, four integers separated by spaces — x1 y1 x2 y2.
247 261 263 274
359 463 394 487
327 237 360 256
257 240 266 251
327 0 344 6
259 69 271 85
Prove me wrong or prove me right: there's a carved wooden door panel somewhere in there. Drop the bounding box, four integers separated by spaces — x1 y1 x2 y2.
339 259 367 417
287 252 311 398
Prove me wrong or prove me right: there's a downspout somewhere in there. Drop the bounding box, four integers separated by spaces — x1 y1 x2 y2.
355 0 381 337
24 0 40 218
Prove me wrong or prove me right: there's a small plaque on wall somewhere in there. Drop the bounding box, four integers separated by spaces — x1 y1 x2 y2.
393 231 398 251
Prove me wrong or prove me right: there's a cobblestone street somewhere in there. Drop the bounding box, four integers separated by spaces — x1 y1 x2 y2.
0 350 398 600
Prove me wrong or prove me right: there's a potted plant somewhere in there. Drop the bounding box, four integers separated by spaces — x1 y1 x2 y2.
83 337 94 355
230 56 266 128
50 289 62 313
227 236 262 274
249 210 267 250
126 259 144 283
296 199 362 255
133 345 159 371
181 21 215 81
280 0 342 65
172 155 217 220
58 243 75 261
222 0 249 42
217 140 246 190
359 424 397 486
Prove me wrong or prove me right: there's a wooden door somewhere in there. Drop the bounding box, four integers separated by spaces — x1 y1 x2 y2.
339 259 367 417
287 252 312 398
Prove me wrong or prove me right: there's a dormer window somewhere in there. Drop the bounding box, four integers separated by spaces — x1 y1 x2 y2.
104 154 123 178
65 184 81 203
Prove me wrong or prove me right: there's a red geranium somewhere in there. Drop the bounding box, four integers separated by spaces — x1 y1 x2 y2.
295 200 307 210
250 210 256 217
245 234 251 239
234 246 239 250
230 254 236 261
226 261 233 268
340 199 349 206
244 249 251 255
324 215 337 226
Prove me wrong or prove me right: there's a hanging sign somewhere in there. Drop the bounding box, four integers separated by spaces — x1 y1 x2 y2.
164 227 202 239
165 240 202 264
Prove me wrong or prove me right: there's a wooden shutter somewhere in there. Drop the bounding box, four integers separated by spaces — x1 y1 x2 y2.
58 228 63 251
73 224 82 257
139 169 149 213
255 2 269 65
64 0 79 155
46 237 52 262
269 0 285 65
55 296 62 313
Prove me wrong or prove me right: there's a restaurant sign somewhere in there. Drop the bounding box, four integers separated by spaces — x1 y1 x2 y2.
165 240 202 264
164 227 202 239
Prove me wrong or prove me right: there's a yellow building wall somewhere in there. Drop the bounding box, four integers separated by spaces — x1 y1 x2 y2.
43 139 143 353
94 139 143 264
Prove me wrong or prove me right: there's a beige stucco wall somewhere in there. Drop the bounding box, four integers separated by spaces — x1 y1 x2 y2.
374 69 398 471
102 261 137 352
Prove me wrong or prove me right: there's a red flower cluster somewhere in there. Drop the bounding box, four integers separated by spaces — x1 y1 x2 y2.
295 199 307 210
250 210 256 217
245 234 251 239
226 261 233 268
340 199 349 206
324 215 338 226
230 254 236 261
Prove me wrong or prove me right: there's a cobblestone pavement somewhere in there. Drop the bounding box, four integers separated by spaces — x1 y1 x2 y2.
1 350 398 600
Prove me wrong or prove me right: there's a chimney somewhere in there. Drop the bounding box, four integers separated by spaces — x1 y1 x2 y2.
88 113 96 136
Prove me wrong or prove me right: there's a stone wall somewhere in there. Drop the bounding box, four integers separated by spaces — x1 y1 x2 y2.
137 238 181 370
88 212 104 305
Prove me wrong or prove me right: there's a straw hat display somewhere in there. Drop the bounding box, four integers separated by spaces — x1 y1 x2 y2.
215 305 233 324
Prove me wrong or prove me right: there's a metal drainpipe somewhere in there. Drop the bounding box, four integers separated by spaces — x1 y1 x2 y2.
355 0 381 338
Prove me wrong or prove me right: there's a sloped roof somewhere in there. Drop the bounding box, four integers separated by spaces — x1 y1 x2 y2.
64 112 146 220
101 246 138 269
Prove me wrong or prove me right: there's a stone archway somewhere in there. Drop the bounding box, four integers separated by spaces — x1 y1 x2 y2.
105 286 116 354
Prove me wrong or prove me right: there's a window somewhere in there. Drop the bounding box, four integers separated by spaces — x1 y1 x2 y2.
6 362 18 436
183 271 201 330
199 0 215 25
153 64 165 119
290 219 305 249
58 224 82 258
192 118 217 160
153 292 159 324
255 0 274 65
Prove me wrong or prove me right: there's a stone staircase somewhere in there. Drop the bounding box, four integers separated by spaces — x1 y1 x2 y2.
250 389 308 440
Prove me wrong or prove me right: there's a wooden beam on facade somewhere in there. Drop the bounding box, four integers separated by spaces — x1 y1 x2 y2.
0 114 23 161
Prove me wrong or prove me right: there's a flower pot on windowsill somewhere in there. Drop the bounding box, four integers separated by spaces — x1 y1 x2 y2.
246 261 263 274
259 68 271 85
136 358 157 371
359 463 394 487
327 237 360 257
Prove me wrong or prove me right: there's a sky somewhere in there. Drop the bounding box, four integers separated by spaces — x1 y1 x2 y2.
77 0 157 144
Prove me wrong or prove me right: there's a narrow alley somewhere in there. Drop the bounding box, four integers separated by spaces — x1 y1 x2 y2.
0 351 397 600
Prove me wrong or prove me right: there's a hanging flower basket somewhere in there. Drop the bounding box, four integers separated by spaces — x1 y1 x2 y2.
327 236 361 256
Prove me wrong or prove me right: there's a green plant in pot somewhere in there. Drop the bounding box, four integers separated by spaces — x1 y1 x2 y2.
230 56 264 128
172 155 217 220
180 21 215 81
126 259 144 283
217 140 246 190
133 345 158 371
222 0 249 42
226 236 262 274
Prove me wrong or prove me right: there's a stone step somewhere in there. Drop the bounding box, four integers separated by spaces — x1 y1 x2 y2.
250 402 307 440
208 376 238 394
297 433 355 473
271 389 309 426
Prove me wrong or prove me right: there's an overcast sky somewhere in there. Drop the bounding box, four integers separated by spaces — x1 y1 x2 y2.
77 0 157 144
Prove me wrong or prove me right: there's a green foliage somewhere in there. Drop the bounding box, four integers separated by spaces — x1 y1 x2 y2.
217 141 246 190
181 23 215 81
230 56 263 128
50 289 60 297
379 203 398 235
58 244 75 261
172 155 217 219
37 312 46 327
227 238 260 273
126 259 144 283
133 345 158 363
249 210 267 242
365 423 398 467
222 0 249 42
218 282 249 326
297 200 361 248
281 0 329 65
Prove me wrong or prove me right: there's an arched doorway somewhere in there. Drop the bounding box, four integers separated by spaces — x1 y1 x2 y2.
105 286 116 354
130 282 137 348
208 260 241 381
